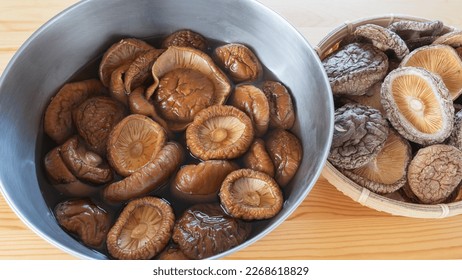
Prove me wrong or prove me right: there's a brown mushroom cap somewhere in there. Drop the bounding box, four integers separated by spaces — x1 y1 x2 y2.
353 24 409 59
186 105 254 160
447 109 462 150
124 48 165 93
261 81 295 130
229 84 270 136
107 114 167 177
219 169 283 220
44 79 106 144
103 142 184 203
407 144 462 204
172 203 251 259
109 63 130 106
73 96 127 156
171 160 238 204
60 136 113 184
214 43 262 83
388 20 444 40
322 42 388 96
432 30 462 48
161 29 208 51
106 196 175 260
55 199 110 248
157 244 190 260
99 38 153 87
400 44 462 100
381 66 454 145
242 138 275 177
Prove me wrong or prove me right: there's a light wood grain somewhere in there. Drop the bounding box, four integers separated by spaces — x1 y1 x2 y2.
2 0 462 260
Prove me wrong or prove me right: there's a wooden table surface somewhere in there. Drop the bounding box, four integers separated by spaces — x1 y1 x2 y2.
2 0 462 260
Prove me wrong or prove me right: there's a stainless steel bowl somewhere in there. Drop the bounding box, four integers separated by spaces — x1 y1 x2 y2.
0 0 333 259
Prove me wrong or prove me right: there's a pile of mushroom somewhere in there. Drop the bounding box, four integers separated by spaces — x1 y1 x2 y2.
42 29 302 259
323 19 462 204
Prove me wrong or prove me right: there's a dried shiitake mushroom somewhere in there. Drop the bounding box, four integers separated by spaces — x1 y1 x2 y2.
448 109 462 150
107 196 175 260
328 103 389 170
343 82 386 115
322 42 388 95
186 105 254 160
107 114 167 177
229 84 270 136
44 147 98 197
124 48 165 93
44 79 106 144
388 20 444 40
242 138 275 177
214 43 262 83
341 129 412 194
407 144 462 204
147 46 232 131
171 160 238 204
261 81 295 130
73 96 127 155
381 66 454 145
353 24 409 59
432 30 462 47
60 136 113 184
161 29 208 51
172 203 250 260
99 38 153 87
266 129 303 186
103 142 183 203
55 199 110 248
400 44 462 100
405 36 438 52
219 169 283 220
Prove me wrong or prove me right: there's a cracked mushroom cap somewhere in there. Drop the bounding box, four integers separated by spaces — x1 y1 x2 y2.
407 144 462 204
322 42 388 95
99 38 153 87
124 48 165 93
329 103 389 170
161 29 208 51
60 136 113 184
219 169 283 220
186 105 254 160
107 196 175 260
214 43 262 83
107 114 167 177
341 129 412 194
388 19 444 40
146 46 231 131
400 44 462 100
44 79 107 144
353 24 409 59
381 66 454 145
229 84 270 136
448 109 462 150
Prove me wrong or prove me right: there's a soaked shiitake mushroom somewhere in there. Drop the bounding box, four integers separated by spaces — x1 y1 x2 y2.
60 136 113 184
229 84 270 136
353 24 409 59
107 196 175 260
407 144 462 204
171 160 238 204
161 29 208 51
147 46 232 131
186 105 254 160
400 44 462 100
214 43 262 83
219 169 283 220
157 244 190 260
124 48 165 93
329 104 389 170
99 38 153 87
266 129 303 187
44 79 107 144
322 42 388 95
109 63 130 106
172 203 251 260
55 199 110 248
341 129 412 194
381 66 454 145
73 96 127 156
261 81 295 130
242 138 274 177
107 114 167 177
103 142 183 203
44 146 98 197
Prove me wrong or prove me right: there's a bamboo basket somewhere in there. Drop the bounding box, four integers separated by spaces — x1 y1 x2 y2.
317 14 462 218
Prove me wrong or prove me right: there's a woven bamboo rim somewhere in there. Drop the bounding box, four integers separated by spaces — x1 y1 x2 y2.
318 14 462 218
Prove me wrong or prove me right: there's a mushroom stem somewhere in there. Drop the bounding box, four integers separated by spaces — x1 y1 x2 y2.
211 128 228 142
